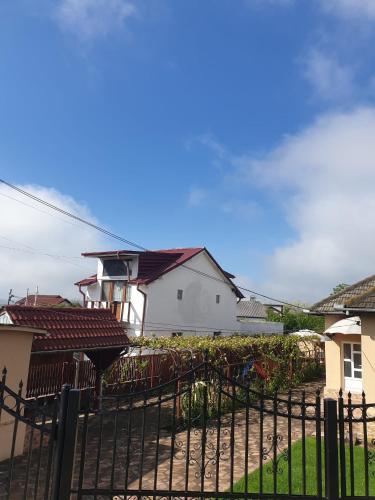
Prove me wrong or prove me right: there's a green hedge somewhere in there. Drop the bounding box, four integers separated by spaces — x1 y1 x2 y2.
131 334 324 393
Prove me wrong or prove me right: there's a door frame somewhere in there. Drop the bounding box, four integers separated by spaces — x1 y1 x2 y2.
342 340 362 393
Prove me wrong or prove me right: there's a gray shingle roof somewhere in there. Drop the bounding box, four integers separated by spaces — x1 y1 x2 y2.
237 298 267 319
311 274 375 313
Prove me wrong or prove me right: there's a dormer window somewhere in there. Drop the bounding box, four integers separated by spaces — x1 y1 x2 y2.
102 259 132 278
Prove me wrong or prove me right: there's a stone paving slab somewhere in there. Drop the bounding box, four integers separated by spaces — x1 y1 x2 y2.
1 380 325 499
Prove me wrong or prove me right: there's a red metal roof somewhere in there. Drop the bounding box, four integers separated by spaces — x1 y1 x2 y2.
78 247 244 298
2 306 129 353
16 295 72 307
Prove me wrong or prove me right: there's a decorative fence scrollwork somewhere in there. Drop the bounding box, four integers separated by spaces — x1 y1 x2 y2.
3 358 375 499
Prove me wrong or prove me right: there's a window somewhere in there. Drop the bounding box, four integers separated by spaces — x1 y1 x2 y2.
101 281 112 302
125 285 132 303
172 332 183 337
112 281 124 302
213 331 221 338
102 259 132 278
216 294 220 304
177 289 183 300
343 342 362 379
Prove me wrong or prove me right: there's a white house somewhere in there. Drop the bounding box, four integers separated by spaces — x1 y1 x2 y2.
75 247 282 337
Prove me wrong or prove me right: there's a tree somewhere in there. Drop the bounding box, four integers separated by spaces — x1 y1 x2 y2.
266 306 325 334
331 283 349 295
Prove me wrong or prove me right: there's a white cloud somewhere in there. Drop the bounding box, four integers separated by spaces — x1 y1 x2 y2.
302 49 355 101
239 107 375 302
321 0 375 19
0 184 106 301
187 188 209 207
186 133 227 160
56 0 137 40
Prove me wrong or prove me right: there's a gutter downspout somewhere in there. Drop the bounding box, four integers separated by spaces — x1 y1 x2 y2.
78 285 86 307
137 285 147 337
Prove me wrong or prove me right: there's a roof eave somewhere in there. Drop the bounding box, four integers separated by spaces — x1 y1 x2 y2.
81 250 141 258
32 343 129 354
0 325 48 335
342 307 375 313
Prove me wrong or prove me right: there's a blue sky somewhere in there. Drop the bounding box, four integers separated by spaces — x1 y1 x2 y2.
2 0 375 303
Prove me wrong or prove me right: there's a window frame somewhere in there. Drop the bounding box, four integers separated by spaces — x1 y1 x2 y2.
342 342 362 380
102 259 132 279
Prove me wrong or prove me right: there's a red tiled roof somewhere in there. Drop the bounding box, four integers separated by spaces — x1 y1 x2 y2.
134 248 205 284
75 275 98 286
16 295 72 307
79 247 244 298
2 306 129 352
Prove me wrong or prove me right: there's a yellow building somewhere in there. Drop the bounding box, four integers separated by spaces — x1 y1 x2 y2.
311 274 375 402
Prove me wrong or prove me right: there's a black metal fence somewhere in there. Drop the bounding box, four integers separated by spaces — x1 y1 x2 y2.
1 360 375 499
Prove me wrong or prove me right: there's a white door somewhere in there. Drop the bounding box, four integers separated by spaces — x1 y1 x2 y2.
343 342 362 393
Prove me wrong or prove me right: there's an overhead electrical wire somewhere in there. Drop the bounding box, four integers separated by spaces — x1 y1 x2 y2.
0 178 314 311
0 244 93 272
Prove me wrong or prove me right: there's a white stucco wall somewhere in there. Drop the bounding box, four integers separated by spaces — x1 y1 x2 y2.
139 251 239 337
86 282 101 302
125 285 145 336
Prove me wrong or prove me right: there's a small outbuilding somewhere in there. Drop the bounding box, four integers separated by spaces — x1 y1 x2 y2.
311 274 375 401
0 305 130 397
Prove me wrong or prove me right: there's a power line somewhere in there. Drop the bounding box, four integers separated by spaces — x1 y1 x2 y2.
0 234 84 260
0 180 146 251
0 179 306 310
0 243 93 272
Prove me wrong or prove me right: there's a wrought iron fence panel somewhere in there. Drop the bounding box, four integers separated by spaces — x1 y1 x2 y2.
0 368 58 500
337 389 375 498
71 359 325 499
5 358 375 499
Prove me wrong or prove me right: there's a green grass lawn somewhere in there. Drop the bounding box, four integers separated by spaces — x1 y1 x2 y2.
231 437 375 497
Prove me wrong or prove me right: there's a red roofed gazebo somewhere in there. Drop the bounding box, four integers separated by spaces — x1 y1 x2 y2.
0 305 130 397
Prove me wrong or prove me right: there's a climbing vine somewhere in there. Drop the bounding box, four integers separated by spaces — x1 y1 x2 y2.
129 334 324 392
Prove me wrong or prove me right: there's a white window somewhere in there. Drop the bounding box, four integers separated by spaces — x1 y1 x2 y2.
112 281 124 302
177 289 183 300
125 285 132 303
216 294 220 304
343 342 362 393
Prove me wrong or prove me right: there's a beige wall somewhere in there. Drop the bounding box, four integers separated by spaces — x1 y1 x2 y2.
324 313 375 403
324 315 345 395
359 314 375 402
0 327 35 461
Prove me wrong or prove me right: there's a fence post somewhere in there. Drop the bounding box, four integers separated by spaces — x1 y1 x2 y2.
324 398 339 500
51 384 80 500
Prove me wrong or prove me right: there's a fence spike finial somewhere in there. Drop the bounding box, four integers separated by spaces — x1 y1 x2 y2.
339 388 343 398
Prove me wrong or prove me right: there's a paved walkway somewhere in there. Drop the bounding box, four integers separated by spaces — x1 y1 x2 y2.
1 380 325 499
72 380 324 497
